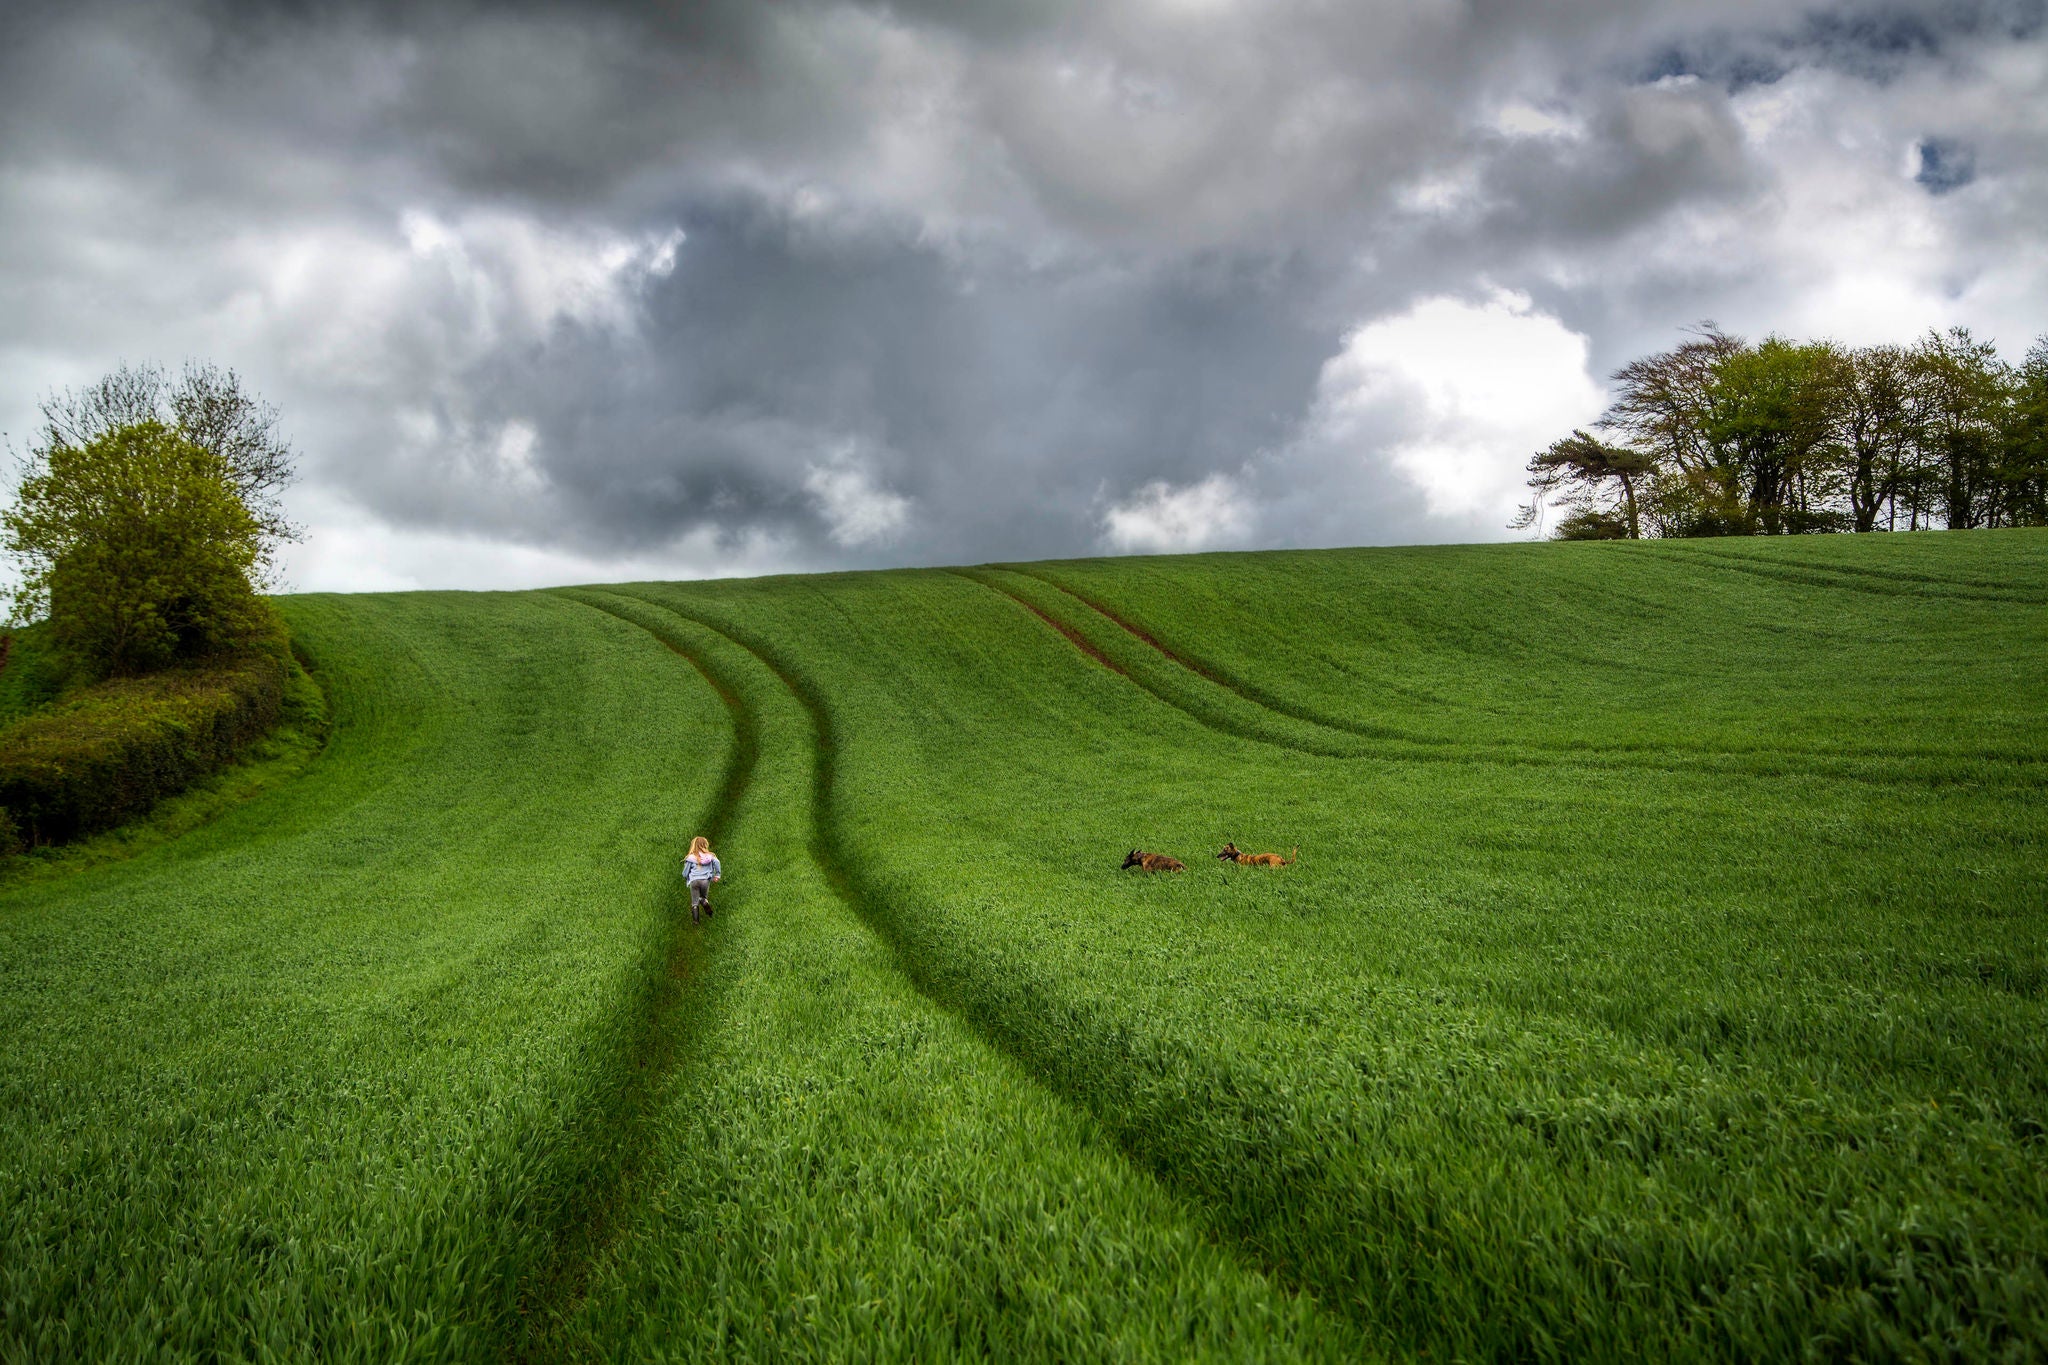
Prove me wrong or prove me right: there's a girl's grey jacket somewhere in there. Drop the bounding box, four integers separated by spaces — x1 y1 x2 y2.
685 852 721 884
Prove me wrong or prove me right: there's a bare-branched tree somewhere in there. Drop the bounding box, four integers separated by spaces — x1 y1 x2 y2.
32 362 299 579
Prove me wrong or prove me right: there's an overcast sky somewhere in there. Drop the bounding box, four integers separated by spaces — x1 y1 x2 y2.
3 0 2043 590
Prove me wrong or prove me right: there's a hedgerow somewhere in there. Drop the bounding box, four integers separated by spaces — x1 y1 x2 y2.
0 611 292 846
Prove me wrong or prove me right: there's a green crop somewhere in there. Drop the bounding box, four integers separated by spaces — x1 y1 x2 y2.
541 592 1344 1360
3 531 2043 1360
0 592 734 1359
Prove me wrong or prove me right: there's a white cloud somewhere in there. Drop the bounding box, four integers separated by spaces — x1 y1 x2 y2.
1395 163 1487 217
1491 101 1584 141
804 450 913 547
277 487 801 592
1307 290 1607 520
391 208 683 343
1718 61 2045 352
489 419 547 492
1101 472 1251 553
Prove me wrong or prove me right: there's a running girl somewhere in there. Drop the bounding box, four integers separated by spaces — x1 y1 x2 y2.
684 836 721 924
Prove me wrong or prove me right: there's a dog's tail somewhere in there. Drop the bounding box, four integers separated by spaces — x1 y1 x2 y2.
1284 846 1298 865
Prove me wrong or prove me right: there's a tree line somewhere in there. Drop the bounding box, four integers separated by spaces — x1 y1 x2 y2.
1517 325 2048 539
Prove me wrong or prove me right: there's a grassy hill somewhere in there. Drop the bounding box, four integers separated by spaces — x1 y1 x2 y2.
2 531 2042 1360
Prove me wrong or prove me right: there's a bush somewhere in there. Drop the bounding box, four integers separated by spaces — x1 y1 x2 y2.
0 624 70 727
0 612 292 847
1553 509 1633 540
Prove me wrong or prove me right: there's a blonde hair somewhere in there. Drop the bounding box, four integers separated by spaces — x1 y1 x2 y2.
689 836 710 856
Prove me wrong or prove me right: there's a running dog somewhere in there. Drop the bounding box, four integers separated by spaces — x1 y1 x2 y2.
1217 842 1297 867
1121 849 1186 873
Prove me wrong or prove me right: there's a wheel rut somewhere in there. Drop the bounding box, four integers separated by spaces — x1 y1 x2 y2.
946 565 1368 761
580 591 889 965
948 565 2043 788
1670 543 2048 599
586 587 1364 1339
1654 542 2048 605
996 563 1415 741
514 592 755 1362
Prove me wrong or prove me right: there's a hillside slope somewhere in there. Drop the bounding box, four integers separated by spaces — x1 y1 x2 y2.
605 529 2046 1359
2 531 2043 1360
0 594 735 1358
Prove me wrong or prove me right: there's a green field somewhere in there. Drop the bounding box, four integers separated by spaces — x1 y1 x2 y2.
3 531 2043 1360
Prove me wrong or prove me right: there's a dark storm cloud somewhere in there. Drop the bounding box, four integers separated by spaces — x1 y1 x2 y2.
1464 81 1759 248
2 0 2044 585
441 202 1337 565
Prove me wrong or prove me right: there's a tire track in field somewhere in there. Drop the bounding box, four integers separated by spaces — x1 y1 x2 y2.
595 585 1428 1344
947 565 1372 761
585 586 1370 1352
595 586 1009 973
516 593 755 1361
948 566 2047 788
593 589 1385 1326
1661 544 2048 600
1650 542 2048 605
953 564 1693 770
994 563 1419 742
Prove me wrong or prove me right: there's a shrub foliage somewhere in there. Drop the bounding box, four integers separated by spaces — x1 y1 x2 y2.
0 614 290 847
6 420 271 679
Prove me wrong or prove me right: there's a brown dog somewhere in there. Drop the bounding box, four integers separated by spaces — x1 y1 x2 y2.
1121 849 1186 872
1217 842 1297 867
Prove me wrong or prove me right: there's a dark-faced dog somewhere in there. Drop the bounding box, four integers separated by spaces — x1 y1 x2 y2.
1122 849 1186 873
1218 842 1297 867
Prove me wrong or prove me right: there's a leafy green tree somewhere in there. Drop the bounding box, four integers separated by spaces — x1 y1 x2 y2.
1525 322 2046 539
1999 335 2048 527
1571 325 1845 536
32 362 297 577
1910 327 2010 530
1703 337 1847 533
1598 324 1756 536
1828 343 1920 532
5 421 269 677
1601 324 1745 475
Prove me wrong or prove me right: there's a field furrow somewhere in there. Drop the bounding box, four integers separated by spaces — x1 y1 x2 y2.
1037 533 2048 761
1649 540 2048 598
514 595 761 1356
1652 542 2048 605
949 565 1384 760
965 563 2044 788
997 563 1405 741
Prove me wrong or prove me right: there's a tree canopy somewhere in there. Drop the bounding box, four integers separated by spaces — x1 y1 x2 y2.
30 362 297 573
1523 324 2048 538
6 421 271 677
